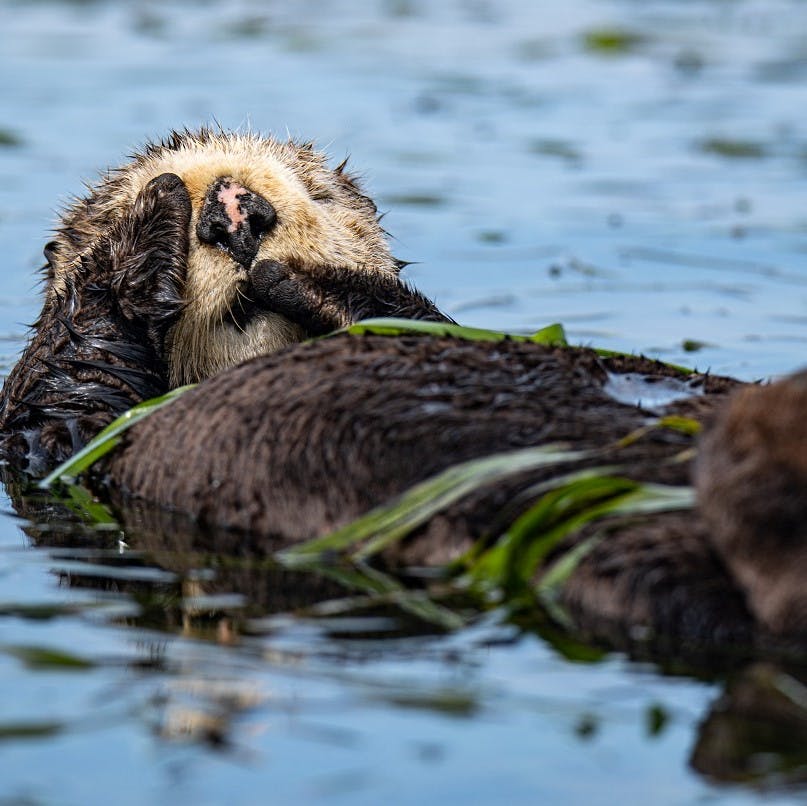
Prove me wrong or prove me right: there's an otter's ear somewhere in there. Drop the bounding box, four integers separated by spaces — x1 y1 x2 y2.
43 240 59 266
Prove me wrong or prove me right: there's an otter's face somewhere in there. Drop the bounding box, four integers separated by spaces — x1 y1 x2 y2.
47 130 398 386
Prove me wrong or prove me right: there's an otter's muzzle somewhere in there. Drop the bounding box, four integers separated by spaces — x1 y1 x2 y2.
196 177 276 267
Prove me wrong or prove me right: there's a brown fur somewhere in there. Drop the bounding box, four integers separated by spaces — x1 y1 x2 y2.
101 336 727 541
96 332 775 648
696 372 807 637
0 172 190 473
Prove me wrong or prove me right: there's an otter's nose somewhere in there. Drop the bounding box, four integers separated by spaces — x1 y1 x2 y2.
196 177 276 267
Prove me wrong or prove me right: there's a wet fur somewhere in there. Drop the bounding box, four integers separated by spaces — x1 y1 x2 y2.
0 173 189 474
97 333 788 650
696 373 807 637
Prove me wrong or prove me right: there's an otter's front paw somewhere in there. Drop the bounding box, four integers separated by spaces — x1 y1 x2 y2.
248 259 343 335
135 172 193 258
104 172 191 337
247 259 453 336
143 172 192 220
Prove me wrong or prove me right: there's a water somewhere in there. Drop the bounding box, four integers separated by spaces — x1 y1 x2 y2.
1 0 806 802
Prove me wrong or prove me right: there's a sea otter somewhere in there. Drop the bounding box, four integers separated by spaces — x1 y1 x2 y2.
94 340 805 653
1 129 804 655
0 129 448 473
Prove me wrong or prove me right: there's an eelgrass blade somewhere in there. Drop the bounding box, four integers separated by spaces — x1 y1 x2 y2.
466 473 636 590
344 317 567 346
278 444 589 564
532 483 695 627
466 475 695 594
616 414 703 450
657 415 702 436
530 322 568 345
609 482 695 516
534 534 604 630
289 560 465 630
39 384 196 489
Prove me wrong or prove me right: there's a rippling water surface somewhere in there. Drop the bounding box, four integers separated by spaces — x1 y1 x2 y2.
1 1 806 803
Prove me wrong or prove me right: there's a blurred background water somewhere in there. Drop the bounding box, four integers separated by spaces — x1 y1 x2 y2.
1 0 807 803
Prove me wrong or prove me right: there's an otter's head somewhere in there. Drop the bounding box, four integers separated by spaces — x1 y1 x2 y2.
45 129 399 386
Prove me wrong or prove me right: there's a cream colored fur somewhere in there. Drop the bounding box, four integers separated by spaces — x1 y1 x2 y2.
48 130 398 386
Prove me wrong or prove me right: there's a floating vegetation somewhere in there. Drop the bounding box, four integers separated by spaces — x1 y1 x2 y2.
279 445 593 566
343 317 568 345
223 15 269 40
581 28 647 56
457 473 693 627
52 482 119 527
381 192 447 208
5 645 95 670
681 338 713 353
646 703 670 737
476 230 508 244
528 138 582 164
302 562 466 631
280 444 694 628
0 721 63 742
698 138 767 160
0 128 22 148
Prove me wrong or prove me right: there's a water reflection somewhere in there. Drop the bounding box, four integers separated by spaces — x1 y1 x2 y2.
692 664 807 787
2 467 806 794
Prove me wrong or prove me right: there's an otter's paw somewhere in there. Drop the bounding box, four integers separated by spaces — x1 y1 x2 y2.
134 172 193 257
248 259 343 336
142 172 192 221
101 172 191 340
246 259 452 335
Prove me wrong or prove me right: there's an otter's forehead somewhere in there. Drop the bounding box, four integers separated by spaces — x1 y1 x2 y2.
123 135 320 216
51 131 388 287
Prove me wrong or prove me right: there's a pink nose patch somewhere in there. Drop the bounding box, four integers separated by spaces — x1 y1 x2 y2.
216 180 248 234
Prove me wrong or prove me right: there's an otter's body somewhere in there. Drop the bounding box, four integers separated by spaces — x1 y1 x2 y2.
102 334 733 548
96 332 767 649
